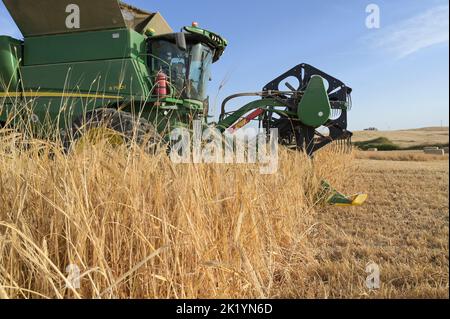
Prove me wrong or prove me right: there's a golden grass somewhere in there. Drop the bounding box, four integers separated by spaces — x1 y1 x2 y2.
0 131 448 299
0 132 353 299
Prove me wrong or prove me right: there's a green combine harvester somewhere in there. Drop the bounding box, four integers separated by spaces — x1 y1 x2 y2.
0 0 367 206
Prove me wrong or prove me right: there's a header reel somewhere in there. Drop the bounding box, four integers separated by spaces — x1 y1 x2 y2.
262 63 353 155
219 63 354 156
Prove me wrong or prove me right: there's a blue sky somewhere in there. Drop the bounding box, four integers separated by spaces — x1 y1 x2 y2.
1 0 448 130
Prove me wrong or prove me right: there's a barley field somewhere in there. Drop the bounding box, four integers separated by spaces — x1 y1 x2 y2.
0 130 448 299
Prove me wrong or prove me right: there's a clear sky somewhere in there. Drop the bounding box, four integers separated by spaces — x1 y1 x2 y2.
1 0 448 130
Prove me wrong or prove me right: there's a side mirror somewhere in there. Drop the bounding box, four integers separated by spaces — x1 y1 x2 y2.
175 32 187 51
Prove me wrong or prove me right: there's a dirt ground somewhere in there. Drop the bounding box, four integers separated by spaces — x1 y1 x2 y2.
306 155 449 298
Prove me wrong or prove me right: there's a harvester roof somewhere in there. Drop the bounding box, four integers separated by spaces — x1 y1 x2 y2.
2 0 173 37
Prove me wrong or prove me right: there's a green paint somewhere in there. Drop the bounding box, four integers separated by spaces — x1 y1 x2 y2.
183 26 227 62
21 58 150 98
321 181 351 205
0 4 232 132
216 98 288 131
297 75 331 128
24 28 146 66
0 36 22 92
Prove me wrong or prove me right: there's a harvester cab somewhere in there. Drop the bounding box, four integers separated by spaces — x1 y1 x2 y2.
147 25 227 109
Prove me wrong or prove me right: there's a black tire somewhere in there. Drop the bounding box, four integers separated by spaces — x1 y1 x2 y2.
63 108 163 153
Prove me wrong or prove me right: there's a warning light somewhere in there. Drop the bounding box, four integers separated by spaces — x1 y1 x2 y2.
145 28 156 36
192 22 199 28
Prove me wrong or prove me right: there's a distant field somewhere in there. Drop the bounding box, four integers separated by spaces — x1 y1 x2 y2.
353 127 449 149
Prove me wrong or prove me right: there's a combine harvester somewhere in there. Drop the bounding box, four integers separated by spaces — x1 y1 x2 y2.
0 0 367 206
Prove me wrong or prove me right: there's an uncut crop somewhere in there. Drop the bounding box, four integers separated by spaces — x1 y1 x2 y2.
0 130 351 299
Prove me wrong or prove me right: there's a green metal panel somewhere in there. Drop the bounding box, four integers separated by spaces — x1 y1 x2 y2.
24 29 146 66
34 96 111 130
297 75 331 128
183 26 228 62
21 58 150 98
216 98 290 132
0 36 22 92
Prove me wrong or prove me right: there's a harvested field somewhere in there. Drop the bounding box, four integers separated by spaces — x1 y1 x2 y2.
306 156 449 298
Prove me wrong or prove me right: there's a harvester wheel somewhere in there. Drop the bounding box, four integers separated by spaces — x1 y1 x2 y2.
64 108 163 154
